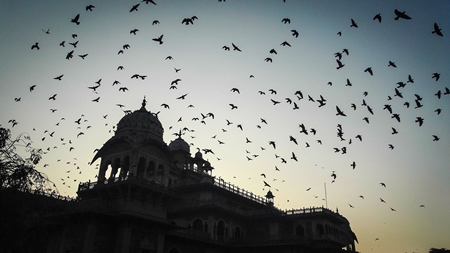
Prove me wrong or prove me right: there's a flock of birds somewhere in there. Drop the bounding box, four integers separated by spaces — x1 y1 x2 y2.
2 2 448 248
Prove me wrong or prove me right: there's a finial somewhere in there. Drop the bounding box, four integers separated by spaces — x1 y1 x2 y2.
177 129 182 138
141 96 147 109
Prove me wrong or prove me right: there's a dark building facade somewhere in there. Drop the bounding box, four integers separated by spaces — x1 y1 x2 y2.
45 100 358 253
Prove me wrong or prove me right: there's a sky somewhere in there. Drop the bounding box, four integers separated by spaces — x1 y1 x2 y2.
1 1 449 252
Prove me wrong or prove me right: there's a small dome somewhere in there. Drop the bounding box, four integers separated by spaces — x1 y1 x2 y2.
169 136 190 153
195 150 203 160
115 99 164 142
204 161 211 167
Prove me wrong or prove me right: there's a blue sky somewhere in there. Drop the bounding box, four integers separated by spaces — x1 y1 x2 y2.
1 1 449 252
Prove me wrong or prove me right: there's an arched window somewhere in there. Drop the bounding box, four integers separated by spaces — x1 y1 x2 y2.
137 157 146 178
204 221 208 233
121 156 130 179
316 224 324 236
156 164 164 184
147 161 155 180
234 227 241 239
193 219 203 231
217 220 225 241
295 225 305 237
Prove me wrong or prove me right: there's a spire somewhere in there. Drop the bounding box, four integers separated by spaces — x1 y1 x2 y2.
140 96 147 111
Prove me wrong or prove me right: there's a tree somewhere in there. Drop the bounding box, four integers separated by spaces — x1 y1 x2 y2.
0 127 60 253
0 127 56 193
430 248 450 253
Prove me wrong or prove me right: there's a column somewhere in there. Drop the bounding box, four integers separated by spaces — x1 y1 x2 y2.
115 224 132 253
156 234 165 253
82 221 97 253
98 159 108 184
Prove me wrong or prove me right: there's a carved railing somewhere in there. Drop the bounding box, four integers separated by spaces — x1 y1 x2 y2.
282 206 348 222
66 198 116 215
213 178 268 205
78 176 173 194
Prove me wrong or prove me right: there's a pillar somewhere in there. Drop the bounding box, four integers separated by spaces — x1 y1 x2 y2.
98 159 108 183
115 224 132 253
156 234 165 253
82 221 97 253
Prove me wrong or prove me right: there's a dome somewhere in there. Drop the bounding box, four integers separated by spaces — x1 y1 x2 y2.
115 98 164 142
195 150 203 160
169 136 190 153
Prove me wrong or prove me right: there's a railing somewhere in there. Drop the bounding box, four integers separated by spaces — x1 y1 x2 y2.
78 176 173 194
229 233 312 247
66 198 116 215
283 206 348 222
213 178 267 205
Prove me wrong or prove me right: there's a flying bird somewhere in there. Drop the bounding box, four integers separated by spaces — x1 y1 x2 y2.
71 14 80 25
281 18 290 24
432 23 443 37
394 9 412 20
373 13 382 23
130 4 140 12
232 43 241 52
364 67 373 76
142 0 157 5
152 34 164 44
336 106 346 116
86 5 95 11
336 59 345 69
432 73 440 81
350 18 358 28
31 42 40 50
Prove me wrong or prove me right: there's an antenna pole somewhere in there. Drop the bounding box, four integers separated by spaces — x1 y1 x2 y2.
324 183 328 209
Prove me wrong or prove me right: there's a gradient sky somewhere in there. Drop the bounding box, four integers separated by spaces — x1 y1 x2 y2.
1 1 449 252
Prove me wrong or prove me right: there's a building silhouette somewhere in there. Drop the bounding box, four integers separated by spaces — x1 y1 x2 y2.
45 99 358 253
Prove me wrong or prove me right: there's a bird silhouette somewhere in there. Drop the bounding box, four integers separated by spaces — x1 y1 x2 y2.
394 9 412 20
71 14 80 25
232 43 241 52
281 18 290 24
130 4 140 12
31 42 40 50
336 59 345 69
432 73 440 81
142 0 157 5
152 34 164 44
373 13 382 23
86 5 95 11
336 106 346 116
350 18 358 28
388 61 397 67
432 23 443 37
415 117 424 126
280 41 291 47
